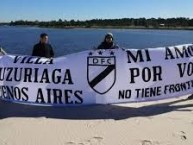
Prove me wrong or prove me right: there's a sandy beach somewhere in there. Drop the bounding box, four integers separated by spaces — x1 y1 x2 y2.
0 95 193 145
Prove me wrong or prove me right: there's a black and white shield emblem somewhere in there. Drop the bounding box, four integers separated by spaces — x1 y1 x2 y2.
87 56 116 94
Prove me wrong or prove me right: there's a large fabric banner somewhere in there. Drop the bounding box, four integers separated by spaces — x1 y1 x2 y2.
0 44 193 106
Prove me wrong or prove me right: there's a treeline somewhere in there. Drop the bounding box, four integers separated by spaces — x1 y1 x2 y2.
9 18 193 29
0 22 10 26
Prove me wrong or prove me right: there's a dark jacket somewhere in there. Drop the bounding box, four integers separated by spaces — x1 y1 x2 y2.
97 41 119 50
32 42 54 58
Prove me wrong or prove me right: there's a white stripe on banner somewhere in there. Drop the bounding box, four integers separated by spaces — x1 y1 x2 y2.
0 44 193 106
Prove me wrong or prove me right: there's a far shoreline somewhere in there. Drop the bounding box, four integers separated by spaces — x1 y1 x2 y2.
2 24 193 31
20 25 193 31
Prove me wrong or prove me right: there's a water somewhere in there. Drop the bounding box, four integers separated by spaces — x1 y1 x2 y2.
0 26 193 57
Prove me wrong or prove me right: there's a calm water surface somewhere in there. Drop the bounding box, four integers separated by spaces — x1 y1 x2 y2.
0 26 193 57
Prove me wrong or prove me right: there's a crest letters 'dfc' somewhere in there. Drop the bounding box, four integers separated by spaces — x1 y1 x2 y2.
87 52 116 94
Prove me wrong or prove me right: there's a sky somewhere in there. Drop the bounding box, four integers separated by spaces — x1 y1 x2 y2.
0 0 193 22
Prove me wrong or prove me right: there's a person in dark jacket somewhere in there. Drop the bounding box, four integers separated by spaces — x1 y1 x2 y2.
97 33 119 49
32 33 54 58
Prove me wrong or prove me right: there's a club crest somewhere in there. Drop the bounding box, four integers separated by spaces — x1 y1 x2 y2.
87 51 116 94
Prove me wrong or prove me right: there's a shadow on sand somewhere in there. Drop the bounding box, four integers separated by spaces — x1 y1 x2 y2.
0 98 193 120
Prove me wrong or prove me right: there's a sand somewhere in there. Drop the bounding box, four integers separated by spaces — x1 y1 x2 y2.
0 95 193 145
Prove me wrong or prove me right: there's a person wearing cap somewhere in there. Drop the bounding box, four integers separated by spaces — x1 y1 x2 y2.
32 33 54 58
97 33 119 49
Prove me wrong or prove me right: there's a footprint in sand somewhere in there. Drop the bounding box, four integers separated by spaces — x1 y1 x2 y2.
180 131 187 141
93 136 103 142
78 143 84 145
141 140 160 145
78 136 103 145
141 140 152 145
173 131 187 141
66 141 76 145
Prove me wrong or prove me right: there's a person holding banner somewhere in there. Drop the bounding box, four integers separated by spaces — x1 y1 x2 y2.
97 33 119 49
32 33 54 58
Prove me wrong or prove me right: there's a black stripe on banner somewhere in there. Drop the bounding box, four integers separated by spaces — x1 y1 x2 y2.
89 65 115 88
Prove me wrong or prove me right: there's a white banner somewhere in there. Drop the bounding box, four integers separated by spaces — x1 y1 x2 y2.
0 44 193 106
